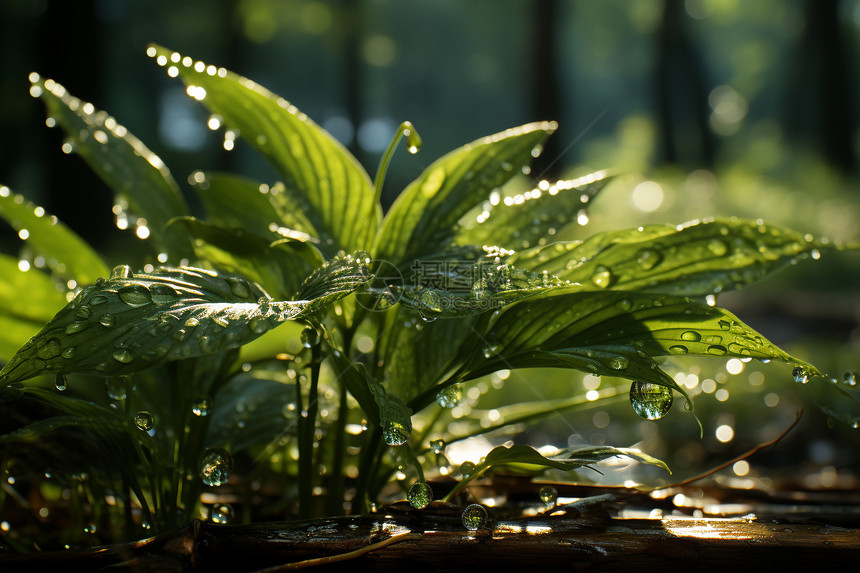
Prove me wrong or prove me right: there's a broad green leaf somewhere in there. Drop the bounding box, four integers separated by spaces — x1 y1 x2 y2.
375 122 556 268
456 170 614 250
174 217 315 299
0 260 367 385
149 44 378 258
0 186 108 284
295 251 372 314
34 76 194 260
444 443 668 500
513 219 840 297
327 350 379 425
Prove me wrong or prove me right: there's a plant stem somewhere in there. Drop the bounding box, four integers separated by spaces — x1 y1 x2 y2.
297 332 322 519
372 121 421 205
353 425 382 514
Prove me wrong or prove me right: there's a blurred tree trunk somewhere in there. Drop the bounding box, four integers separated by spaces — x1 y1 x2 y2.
655 0 713 169
530 0 562 181
786 0 855 172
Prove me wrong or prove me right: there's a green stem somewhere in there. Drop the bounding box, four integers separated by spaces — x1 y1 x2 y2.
327 327 356 516
373 121 422 205
353 425 382 514
298 330 322 519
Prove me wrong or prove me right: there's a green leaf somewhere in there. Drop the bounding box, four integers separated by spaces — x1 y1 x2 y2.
375 122 556 268
368 376 412 446
174 216 316 299
0 260 368 385
0 186 108 284
34 76 194 261
295 251 372 314
149 44 378 258
327 350 379 425
456 170 614 250
513 218 840 297
444 443 668 501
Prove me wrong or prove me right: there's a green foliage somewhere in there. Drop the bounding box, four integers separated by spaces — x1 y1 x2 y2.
0 45 853 550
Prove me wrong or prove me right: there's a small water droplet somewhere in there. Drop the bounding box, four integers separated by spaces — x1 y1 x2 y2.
843 371 857 387
301 327 320 348
227 277 252 299
249 316 270 334
590 265 613 289
111 265 133 279
100 314 116 328
668 345 688 355
680 331 701 342
407 482 433 509
793 366 809 384
150 283 180 303
430 439 445 454
608 356 629 370
55 373 67 391
435 384 463 408
61 347 75 359
211 503 234 524
636 249 662 270
707 345 727 356
461 504 488 530
200 448 233 486
89 295 108 306
707 239 728 256
38 338 62 359
459 461 477 478
539 486 558 509
382 421 410 446
193 399 210 416
629 381 673 420
106 377 127 400
118 284 152 307
65 322 86 334
113 349 134 363
134 411 154 431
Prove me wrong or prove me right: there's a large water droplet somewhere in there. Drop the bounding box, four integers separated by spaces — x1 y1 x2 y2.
707 239 728 257
668 345 688 355
150 283 180 303
301 327 320 348
66 322 86 334
843 371 857 387
211 503 234 524
435 384 463 408
111 265 133 279
249 316 270 334
100 314 116 328
38 338 62 359
590 265 613 289
55 373 67 391
113 349 134 363
89 295 108 306
430 439 445 454
793 366 809 384
459 461 477 478
707 345 727 356
106 377 127 400
118 284 152 307
200 448 233 486
636 249 662 271
227 277 252 299
134 411 154 431
539 486 558 509
407 482 433 509
382 421 410 446
680 331 701 342
608 356 629 371
629 381 673 420
461 504 488 530
193 399 210 416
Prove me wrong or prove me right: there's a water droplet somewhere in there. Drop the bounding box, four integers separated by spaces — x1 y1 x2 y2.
150 284 180 303
249 316 270 334
539 486 558 509
38 338 62 359
407 482 433 509
707 239 728 256
111 265 133 279
459 461 477 478
106 377 127 400
382 421 410 446
608 356 629 370
62 347 75 359
843 371 857 387
629 381 673 420
55 373 67 391
707 345 727 356
636 249 662 270
793 366 809 384
193 399 210 416
89 295 108 306
590 265 613 289
200 448 233 486
668 345 688 355
100 314 116 328
65 322 86 334
134 411 154 431
461 504 488 530
211 503 234 524
118 284 152 307
430 439 445 454
113 349 134 363
680 331 701 342
301 327 320 348
227 277 252 299
75 306 91 319
435 384 463 408
615 299 632 312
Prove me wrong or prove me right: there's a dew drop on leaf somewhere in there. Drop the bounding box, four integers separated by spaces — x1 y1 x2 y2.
106 377 127 400
407 482 433 509
200 448 233 486
111 265 133 279
608 356 629 371
793 367 809 384
539 486 558 509
680 331 701 342
193 399 210 416
435 384 463 409
300 327 320 348
461 503 488 530
100 314 116 328
54 373 67 392
113 349 134 364
629 381 673 420
707 239 728 256
668 345 688 355
636 248 662 270
249 317 270 334
590 265 613 289
459 461 477 478
430 439 445 454
118 284 152 307
66 322 85 334
707 345 727 356
382 421 410 446
844 371 857 387
134 411 154 431
226 277 252 299
211 503 234 524
38 338 62 359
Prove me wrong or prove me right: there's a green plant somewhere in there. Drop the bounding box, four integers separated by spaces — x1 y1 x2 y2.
0 44 855 550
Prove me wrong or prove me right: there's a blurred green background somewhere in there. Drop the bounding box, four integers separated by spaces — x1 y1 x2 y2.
1 0 859 487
